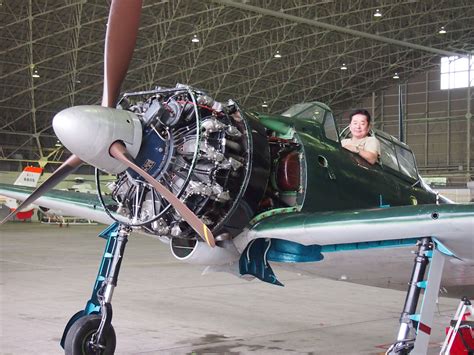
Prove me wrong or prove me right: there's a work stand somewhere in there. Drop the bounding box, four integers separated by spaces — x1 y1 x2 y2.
60 222 129 354
387 237 448 354
440 297 474 354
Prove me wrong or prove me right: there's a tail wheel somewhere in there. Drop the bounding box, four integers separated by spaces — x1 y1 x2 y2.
64 315 116 355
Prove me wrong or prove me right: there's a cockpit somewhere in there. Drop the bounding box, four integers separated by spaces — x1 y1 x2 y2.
282 102 420 183
340 124 419 182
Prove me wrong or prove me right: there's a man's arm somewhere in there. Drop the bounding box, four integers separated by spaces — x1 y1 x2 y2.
360 137 381 165
358 149 378 165
342 138 380 165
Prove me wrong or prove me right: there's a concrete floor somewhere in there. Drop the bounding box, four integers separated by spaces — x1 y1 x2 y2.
1 223 460 354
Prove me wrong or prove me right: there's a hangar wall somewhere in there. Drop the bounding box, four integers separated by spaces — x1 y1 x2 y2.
338 67 473 186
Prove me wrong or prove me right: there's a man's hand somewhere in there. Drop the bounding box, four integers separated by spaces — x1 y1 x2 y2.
342 141 378 165
342 143 359 153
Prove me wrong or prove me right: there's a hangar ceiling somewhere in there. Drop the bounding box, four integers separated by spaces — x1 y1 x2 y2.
1 0 473 170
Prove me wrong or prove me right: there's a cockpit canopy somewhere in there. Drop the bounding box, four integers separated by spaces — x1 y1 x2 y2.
281 102 339 143
374 130 419 181
281 102 331 122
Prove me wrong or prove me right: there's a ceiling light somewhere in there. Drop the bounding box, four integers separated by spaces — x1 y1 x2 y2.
191 34 200 43
32 69 40 78
393 72 400 79
261 101 268 108
340 63 347 70
438 26 446 34
373 9 382 17
274 51 282 58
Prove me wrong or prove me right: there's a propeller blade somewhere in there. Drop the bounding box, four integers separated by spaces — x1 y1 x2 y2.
102 0 143 108
1 155 83 224
109 142 216 248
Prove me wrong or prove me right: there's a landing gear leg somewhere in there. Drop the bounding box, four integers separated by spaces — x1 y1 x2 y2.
387 237 447 354
61 223 131 354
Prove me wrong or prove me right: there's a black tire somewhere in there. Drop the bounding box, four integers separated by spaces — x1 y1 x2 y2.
64 314 116 355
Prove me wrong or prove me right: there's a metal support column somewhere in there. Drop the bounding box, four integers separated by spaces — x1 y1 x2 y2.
466 55 472 180
399 84 404 143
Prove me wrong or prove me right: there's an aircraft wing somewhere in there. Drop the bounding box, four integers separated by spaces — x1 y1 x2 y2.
231 204 473 294
0 183 118 224
236 204 474 262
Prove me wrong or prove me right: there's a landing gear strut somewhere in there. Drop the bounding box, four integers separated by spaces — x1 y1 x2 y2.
387 237 447 354
61 223 129 354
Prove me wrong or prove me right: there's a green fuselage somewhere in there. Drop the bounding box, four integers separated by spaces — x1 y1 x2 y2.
298 128 436 212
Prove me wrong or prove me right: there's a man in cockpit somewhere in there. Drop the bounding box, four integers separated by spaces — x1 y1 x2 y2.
341 109 380 165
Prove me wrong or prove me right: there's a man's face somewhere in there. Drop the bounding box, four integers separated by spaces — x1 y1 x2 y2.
349 113 370 139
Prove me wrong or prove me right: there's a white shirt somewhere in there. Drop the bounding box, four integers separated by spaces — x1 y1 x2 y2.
341 136 381 156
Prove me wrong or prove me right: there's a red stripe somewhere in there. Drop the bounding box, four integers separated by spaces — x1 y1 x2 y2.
24 166 43 173
418 322 431 335
16 210 34 220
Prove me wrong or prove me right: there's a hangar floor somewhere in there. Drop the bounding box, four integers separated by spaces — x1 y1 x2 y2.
1 223 460 354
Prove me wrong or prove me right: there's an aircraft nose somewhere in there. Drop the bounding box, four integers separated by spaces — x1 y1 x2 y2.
53 105 143 174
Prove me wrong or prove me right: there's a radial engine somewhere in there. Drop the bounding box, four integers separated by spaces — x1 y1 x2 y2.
105 85 271 254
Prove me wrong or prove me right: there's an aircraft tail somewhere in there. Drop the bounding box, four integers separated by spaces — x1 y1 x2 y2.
13 166 43 187
2 166 43 219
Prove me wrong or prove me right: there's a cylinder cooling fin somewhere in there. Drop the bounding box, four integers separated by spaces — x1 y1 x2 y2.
109 84 270 248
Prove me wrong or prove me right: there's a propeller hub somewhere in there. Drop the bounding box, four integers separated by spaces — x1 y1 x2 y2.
53 105 142 174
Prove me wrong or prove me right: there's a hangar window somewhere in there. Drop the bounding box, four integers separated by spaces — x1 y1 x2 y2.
440 55 473 90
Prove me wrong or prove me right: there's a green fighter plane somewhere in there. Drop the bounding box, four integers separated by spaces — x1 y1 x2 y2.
1 1 472 354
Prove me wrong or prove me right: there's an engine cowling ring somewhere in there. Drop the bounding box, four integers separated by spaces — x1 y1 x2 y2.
170 238 240 265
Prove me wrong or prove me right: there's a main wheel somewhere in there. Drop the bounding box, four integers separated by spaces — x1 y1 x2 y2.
64 314 116 355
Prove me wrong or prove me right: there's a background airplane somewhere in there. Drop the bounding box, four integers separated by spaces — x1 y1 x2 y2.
0 1 472 354
37 177 100 226
0 167 96 225
0 166 43 221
